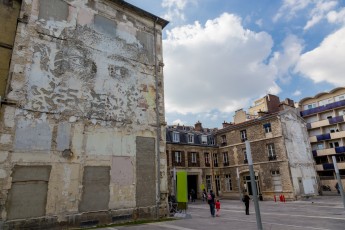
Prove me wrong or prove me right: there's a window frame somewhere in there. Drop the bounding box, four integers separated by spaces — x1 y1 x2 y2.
267 143 276 160
172 131 180 142
187 133 194 143
240 130 247 141
191 152 197 163
263 123 272 133
213 153 218 167
225 174 232 191
223 152 229 164
174 151 182 163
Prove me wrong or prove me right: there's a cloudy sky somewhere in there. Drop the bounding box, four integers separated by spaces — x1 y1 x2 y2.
127 0 345 128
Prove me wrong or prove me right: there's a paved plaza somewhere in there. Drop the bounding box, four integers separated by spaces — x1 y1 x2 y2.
97 196 345 230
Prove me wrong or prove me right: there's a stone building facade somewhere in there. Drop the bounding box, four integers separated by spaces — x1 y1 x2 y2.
166 122 218 198
0 0 168 228
166 99 318 201
299 87 345 192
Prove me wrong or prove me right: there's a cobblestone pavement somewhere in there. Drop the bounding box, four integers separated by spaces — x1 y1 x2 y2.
97 196 345 230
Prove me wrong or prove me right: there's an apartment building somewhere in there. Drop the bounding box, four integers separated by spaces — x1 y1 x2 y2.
299 87 345 191
0 0 168 228
166 97 318 201
217 105 318 200
166 122 218 198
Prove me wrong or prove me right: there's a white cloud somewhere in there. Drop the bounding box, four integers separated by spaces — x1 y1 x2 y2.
269 35 304 83
295 27 345 85
163 13 279 114
255 19 263 27
327 7 345 24
273 0 312 22
304 1 338 30
161 0 197 22
293 90 302 96
273 0 338 30
172 119 185 125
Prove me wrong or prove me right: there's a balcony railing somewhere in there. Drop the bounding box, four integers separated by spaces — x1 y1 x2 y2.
323 163 335 170
301 99 345 117
244 159 248 164
316 133 331 141
329 116 344 124
220 142 227 146
223 162 229 167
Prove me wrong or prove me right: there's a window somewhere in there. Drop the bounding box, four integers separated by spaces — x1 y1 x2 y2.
204 153 210 166
263 123 272 133
206 175 212 191
188 133 194 143
215 175 221 192
213 153 218 167
327 116 333 119
336 155 345 162
225 174 232 191
243 148 248 164
267 143 276 160
221 135 226 144
174 151 182 163
173 132 180 142
335 94 345 102
191 152 197 163
329 141 339 148
240 130 247 141
201 135 207 144
305 103 317 110
223 152 229 164
317 143 324 150
271 170 282 192
209 136 215 145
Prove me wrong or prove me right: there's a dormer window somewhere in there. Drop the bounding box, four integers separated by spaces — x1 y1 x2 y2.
209 136 215 145
173 132 180 142
188 133 194 143
201 135 208 144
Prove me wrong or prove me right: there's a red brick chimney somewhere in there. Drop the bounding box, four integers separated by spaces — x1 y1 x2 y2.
195 121 202 131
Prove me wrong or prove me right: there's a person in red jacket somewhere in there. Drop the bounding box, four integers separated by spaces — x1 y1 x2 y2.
215 199 221 217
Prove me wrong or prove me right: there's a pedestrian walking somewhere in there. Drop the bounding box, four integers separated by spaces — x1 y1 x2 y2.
202 189 207 202
242 193 250 215
207 190 216 217
335 183 340 194
190 189 196 202
215 199 221 217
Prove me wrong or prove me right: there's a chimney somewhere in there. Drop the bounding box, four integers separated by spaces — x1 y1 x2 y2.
195 121 202 131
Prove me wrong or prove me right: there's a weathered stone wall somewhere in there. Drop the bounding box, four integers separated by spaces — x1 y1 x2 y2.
216 115 296 200
0 0 167 228
280 109 318 197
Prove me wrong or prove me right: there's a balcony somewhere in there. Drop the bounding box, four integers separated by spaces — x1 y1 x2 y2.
220 141 227 147
301 99 345 117
309 131 345 143
315 148 336 156
330 130 345 139
244 159 248 164
223 162 229 167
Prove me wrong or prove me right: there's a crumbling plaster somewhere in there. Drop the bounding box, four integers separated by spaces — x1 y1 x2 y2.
0 0 167 225
280 109 318 195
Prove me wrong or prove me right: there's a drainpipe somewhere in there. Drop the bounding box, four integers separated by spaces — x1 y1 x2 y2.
153 17 161 219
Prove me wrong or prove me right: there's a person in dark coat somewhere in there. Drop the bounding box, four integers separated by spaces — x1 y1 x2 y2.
242 194 250 215
207 190 216 217
335 183 340 194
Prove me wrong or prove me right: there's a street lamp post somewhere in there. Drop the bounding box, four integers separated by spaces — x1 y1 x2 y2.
245 141 263 230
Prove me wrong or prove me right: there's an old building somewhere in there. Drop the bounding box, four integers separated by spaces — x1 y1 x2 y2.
299 87 345 192
166 122 218 197
218 102 318 200
0 0 168 228
167 97 318 201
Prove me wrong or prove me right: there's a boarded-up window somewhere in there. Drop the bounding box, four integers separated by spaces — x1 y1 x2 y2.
6 165 51 220
136 136 156 207
79 166 110 212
